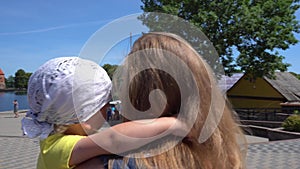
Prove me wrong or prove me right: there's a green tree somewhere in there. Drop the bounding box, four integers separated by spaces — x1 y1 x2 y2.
5 75 15 88
290 72 300 80
102 64 118 79
140 0 300 78
14 69 31 89
25 72 32 88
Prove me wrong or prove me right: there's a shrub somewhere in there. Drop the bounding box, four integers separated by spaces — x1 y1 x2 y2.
282 115 300 132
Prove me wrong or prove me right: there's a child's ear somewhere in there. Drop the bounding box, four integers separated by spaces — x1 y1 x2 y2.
81 123 92 130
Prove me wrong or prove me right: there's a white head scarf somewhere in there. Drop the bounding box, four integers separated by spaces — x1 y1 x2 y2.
21 57 112 139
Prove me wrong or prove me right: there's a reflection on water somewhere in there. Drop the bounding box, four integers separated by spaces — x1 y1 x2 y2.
0 91 29 112
15 91 28 95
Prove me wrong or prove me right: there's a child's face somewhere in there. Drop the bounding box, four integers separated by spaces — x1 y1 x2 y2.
85 103 109 131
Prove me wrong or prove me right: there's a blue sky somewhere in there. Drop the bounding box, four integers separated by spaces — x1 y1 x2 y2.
0 0 299 77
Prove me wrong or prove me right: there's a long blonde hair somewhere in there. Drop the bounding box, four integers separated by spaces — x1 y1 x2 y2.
111 32 246 169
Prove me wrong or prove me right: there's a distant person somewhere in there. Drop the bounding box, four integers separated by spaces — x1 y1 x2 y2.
13 99 19 118
106 107 112 121
21 57 188 169
111 106 116 120
114 108 120 121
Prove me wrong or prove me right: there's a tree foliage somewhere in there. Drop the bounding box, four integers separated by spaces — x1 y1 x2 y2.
5 75 15 88
102 64 118 79
140 0 300 78
290 72 300 80
14 69 32 89
282 114 300 132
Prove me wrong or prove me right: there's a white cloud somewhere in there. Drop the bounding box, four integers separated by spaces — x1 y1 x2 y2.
0 19 112 36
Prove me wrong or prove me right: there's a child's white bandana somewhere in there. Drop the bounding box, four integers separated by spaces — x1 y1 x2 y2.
21 57 112 139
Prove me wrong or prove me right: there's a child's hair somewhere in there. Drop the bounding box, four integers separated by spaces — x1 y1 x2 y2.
22 57 112 139
111 32 246 169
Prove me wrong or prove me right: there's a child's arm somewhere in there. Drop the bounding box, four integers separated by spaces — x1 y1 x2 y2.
74 157 105 169
69 117 186 166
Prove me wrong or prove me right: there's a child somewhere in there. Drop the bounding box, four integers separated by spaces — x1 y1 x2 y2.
21 57 188 169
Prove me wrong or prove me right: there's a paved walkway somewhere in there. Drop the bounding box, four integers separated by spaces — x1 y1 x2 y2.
0 111 300 169
0 112 39 169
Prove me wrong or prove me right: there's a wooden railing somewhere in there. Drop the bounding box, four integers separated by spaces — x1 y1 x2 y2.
235 108 294 121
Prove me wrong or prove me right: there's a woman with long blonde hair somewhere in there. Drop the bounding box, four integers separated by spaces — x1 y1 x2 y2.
77 32 246 169
108 32 246 169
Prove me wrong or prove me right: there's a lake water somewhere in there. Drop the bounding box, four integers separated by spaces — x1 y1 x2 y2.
0 91 29 112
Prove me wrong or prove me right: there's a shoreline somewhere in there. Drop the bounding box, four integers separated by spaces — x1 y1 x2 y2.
0 110 28 115
0 88 27 92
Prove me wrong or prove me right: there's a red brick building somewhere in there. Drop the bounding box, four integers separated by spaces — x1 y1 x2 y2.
0 68 6 89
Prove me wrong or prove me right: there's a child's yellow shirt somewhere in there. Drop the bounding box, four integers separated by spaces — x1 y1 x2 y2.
37 133 86 169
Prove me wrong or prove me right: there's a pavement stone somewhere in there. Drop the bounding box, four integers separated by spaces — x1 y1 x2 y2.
246 139 300 169
0 136 39 169
1 111 300 169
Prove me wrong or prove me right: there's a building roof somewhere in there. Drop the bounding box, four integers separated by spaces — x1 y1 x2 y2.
219 72 300 102
0 68 4 75
280 101 300 107
264 72 300 102
218 73 244 93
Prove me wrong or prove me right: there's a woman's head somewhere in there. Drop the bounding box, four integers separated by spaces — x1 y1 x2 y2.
119 32 217 139
22 57 112 139
112 32 245 168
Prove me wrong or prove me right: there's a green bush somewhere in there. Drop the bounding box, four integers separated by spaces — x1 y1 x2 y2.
282 115 300 132
294 110 299 115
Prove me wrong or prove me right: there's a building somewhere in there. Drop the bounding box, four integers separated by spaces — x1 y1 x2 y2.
0 68 5 89
218 73 244 93
224 72 300 110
